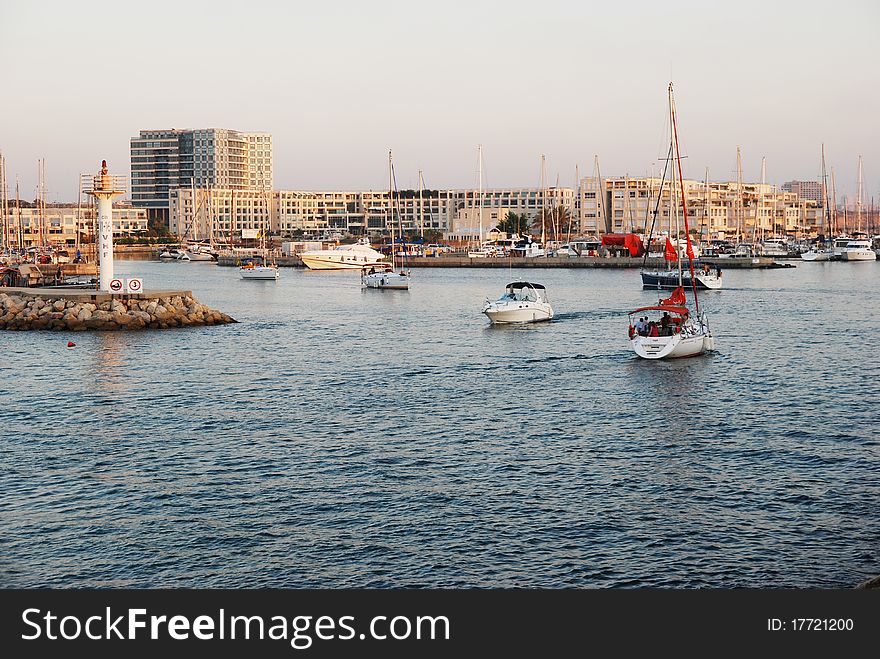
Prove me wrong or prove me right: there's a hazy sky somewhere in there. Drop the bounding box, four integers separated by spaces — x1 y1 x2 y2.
1 0 877 202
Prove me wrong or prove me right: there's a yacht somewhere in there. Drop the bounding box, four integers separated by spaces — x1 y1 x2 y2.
831 236 852 259
300 238 386 270
759 237 788 257
482 282 553 324
182 243 218 262
800 242 833 261
842 236 877 261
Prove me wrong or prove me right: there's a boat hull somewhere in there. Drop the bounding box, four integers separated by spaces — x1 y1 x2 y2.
483 301 553 324
800 251 832 262
641 270 722 290
301 255 386 270
240 266 279 280
363 272 410 289
843 250 877 261
631 332 713 359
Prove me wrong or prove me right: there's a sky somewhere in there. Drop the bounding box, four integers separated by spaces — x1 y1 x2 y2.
1 0 878 203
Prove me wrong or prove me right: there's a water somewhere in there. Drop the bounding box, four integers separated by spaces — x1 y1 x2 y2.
2 260 878 588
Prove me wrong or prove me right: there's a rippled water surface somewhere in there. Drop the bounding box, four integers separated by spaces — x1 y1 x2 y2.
2 259 879 587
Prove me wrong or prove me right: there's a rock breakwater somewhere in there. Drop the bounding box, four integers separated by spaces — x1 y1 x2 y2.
0 292 236 331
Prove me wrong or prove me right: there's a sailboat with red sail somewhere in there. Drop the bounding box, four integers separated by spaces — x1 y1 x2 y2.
628 83 715 359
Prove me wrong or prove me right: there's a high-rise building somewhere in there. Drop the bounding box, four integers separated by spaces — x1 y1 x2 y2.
130 128 272 225
782 180 823 203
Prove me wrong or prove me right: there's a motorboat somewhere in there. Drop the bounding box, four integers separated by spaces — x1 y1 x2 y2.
842 237 877 261
182 243 218 261
831 236 851 259
759 237 789 257
510 236 545 258
300 238 386 270
482 282 553 324
240 262 279 280
640 266 722 290
361 264 410 290
800 243 834 261
158 248 184 260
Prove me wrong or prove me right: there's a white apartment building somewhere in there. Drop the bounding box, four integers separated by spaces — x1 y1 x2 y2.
167 179 824 242
2 204 148 248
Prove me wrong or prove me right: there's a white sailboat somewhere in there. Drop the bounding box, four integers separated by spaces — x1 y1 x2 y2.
801 145 835 262
240 178 279 280
363 150 410 290
628 83 715 360
843 159 876 261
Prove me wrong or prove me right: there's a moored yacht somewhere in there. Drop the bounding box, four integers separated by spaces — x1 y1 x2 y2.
842 237 877 261
300 238 386 270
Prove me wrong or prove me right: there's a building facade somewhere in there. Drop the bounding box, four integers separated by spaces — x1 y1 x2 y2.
2 203 148 248
167 179 825 242
130 128 272 225
782 180 823 203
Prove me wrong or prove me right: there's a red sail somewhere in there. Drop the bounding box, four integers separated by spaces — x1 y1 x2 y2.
664 238 678 262
661 286 686 306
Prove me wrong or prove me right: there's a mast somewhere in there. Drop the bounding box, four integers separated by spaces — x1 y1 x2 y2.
478 145 483 245
831 166 838 235
669 83 700 312
0 152 6 253
418 168 424 238
540 154 546 253
569 164 578 244
388 149 396 271
856 155 863 234
820 144 830 240
16 177 22 251
735 147 743 246
702 166 710 244
75 172 82 255
760 156 766 240
594 154 607 234
669 87 681 284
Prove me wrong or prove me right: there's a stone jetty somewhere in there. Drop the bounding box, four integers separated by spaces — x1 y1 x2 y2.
0 288 236 331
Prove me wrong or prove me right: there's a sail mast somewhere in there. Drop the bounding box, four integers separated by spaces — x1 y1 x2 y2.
388 150 395 271
478 145 483 245
418 168 424 239
540 154 546 254
820 144 830 239
856 155 863 234
831 166 838 235
669 83 700 313
735 147 743 246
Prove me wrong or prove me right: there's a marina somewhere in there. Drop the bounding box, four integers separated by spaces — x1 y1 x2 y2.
2 257 878 588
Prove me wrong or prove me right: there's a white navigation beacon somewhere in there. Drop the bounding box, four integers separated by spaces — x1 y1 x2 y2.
82 160 126 292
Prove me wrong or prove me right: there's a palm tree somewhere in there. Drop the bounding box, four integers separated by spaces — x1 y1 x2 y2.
497 212 531 236
531 208 554 239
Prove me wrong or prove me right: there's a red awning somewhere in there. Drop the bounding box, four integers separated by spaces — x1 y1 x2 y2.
601 233 645 257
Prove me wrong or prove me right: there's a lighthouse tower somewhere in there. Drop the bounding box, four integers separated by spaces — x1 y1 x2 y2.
83 160 126 291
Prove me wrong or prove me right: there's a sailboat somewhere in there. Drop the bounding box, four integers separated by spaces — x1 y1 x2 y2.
362 150 410 290
801 144 835 262
639 141 721 289
240 177 279 280
628 83 715 360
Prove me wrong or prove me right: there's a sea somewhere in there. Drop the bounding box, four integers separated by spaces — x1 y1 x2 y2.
1 258 878 587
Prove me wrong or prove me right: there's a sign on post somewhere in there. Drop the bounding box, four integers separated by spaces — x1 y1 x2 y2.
125 278 143 294
109 278 123 293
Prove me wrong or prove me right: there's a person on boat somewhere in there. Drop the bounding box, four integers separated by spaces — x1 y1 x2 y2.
660 312 671 335
636 317 648 336
715 265 722 278
648 321 659 337
368 266 376 275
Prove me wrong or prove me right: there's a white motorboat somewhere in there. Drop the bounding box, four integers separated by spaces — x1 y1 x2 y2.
300 238 386 270
362 264 410 289
842 238 877 261
482 282 553 324
240 262 279 280
758 237 788 257
158 248 184 260
831 236 851 259
800 244 834 261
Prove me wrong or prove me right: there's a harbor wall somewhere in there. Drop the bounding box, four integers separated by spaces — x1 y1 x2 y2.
0 288 236 331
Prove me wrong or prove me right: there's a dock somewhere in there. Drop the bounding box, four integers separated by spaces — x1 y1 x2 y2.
216 255 787 269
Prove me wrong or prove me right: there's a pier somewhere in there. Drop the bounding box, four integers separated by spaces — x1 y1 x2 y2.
216 255 788 269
